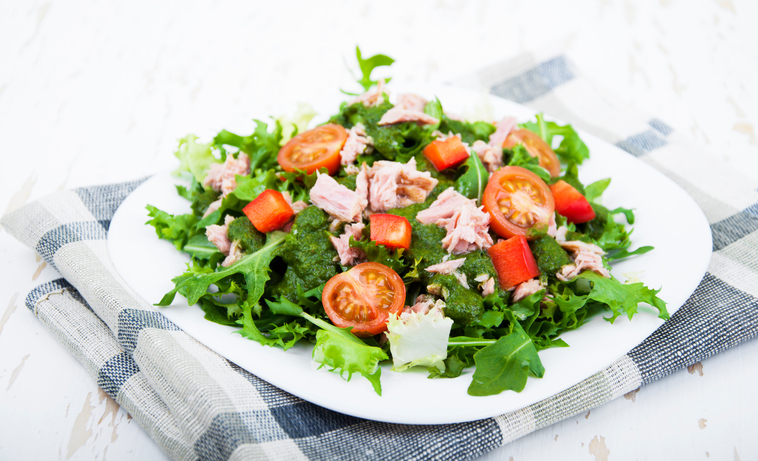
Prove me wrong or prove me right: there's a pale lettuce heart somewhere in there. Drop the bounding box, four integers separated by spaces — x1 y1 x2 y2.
386 305 453 372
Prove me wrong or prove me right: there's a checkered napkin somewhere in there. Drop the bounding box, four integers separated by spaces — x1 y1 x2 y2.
4 50 758 461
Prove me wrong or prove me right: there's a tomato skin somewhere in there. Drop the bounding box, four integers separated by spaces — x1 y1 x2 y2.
503 128 561 177
488 235 541 289
422 137 470 171
322 262 406 337
482 166 555 240
242 189 294 233
369 214 412 250
549 180 596 224
277 124 348 175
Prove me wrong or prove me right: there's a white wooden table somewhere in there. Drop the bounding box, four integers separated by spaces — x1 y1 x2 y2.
2 1 757 459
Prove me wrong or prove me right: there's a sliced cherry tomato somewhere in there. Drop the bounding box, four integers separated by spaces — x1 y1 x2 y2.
503 128 561 177
482 166 555 240
369 214 412 250
322 262 406 337
488 235 541 289
242 189 294 233
422 136 470 171
277 124 348 175
549 180 596 224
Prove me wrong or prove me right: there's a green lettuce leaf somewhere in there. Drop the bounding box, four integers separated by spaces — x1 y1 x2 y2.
304 312 388 395
521 114 590 165
174 135 218 184
145 205 199 250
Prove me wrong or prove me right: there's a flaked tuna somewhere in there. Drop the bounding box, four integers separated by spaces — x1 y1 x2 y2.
309 172 366 222
474 274 496 297
396 93 428 112
206 215 235 256
329 222 366 266
204 153 250 197
378 108 439 126
403 295 444 316
365 158 437 212
511 278 545 303
471 140 503 173
350 79 387 107
416 188 493 254
488 116 518 148
222 240 243 267
425 258 466 275
340 123 373 166
470 116 517 173
557 240 610 281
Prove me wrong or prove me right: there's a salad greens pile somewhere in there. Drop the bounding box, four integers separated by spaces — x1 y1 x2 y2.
147 47 667 396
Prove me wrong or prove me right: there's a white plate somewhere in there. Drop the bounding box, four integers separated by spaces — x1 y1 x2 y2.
108 85 712 425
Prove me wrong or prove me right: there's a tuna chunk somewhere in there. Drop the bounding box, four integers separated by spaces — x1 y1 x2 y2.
309 172 366 222
471 141 503 173
511 278 545 303
416 188 493 254
365 158 438 212
396 93 428 112
350 79 387 107
206 215 236 256
488 116 518 148
547 213 557 238
470 117 518 173
329 222 366 266
222 240 243 267
554 226 569 243
378 108 439 126
556 240 610 281
474 274 496 297
425 258 466 275
204 153 250 197
340 123 373 166
403 295 445 316
203 197 223 218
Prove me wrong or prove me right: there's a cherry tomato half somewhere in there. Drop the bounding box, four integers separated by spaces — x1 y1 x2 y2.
503 128 561 178
322 262 406 337
483 166 555 240
277 124 348 175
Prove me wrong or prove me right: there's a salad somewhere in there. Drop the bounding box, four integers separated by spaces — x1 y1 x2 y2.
147 49 668 397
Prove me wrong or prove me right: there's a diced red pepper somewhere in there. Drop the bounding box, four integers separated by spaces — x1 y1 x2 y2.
549 180 596 224
488 235 541 289
422 137 470 171
242 189 294 233
369 214 412 250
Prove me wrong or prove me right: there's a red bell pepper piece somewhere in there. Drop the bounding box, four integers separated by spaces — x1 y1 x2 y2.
369 214 412 250
549 180 596 224
242 189 294 233
422 137 470 171
488 235 541 289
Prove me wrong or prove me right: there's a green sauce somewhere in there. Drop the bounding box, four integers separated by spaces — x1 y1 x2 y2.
529 234 571 276
269 206 338 301
226 216 265 253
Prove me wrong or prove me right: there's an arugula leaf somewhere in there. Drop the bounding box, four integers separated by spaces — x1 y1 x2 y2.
467 321 544 396
578 271 669 321
521 114 590 165
182 234 221 260
607 245 654 261
158 231 286 307
348 237 407 273
304 312 388 395
174 135 218 184
423 98 443 132
355 46 395 92
505 145 551 183
585 178 611 202
213 119 283 171
145 205 199 250
455 150 489 202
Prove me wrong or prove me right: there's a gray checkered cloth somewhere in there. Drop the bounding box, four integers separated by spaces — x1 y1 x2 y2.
4 50 758 461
